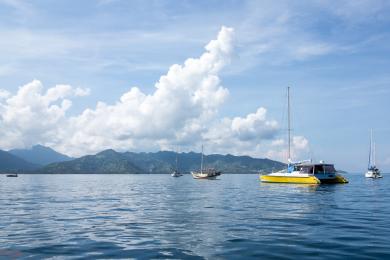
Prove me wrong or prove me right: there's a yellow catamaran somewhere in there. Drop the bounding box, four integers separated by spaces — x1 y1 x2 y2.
260 87 348 184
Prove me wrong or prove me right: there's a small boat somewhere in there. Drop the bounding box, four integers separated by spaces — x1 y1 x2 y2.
366 167 382 179
6 173 18 177
171 170 183 177
191 145 221 179
260 87 348 184
192 168 222 180
171 151 183 177
365 129 382 178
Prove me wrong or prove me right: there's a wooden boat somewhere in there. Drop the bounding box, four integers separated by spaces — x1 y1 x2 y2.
191 145 221 179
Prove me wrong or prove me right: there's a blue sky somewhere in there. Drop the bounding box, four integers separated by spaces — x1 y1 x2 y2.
0 0 390 172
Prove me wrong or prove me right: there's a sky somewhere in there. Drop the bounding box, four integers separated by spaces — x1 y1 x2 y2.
0 0 390 172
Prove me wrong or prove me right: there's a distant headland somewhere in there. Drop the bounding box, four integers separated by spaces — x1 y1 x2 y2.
0 145 285 174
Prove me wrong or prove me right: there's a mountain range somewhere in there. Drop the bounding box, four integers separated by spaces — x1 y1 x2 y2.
40 149 285 174
0 150 39 172
0 145 286 174
9 145 73 166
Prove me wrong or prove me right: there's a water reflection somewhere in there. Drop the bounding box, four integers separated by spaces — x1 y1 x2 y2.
260 182 320 192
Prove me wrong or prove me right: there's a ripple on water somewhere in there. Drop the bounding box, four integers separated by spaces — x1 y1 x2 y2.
1 174 390 259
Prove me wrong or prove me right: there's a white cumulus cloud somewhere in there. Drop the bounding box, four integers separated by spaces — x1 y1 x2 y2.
202 107 279 155
0 80 89 149
0 89 10 99
266 135 310 163
0 26 310 161
55 26 234 156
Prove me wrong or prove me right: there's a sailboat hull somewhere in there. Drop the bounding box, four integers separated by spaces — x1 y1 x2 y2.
365 171 382 178
192 174 217 180
191 171 221 180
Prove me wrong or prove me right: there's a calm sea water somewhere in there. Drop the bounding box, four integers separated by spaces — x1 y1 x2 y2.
1 174 389 259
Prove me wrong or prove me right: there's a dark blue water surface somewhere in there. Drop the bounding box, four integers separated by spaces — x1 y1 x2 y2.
1 174 389 259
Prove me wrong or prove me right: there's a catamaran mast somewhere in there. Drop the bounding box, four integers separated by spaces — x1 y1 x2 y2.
287 86 291 162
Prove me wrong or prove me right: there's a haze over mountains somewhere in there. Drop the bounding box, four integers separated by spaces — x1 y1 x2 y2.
0 150 39 171
0 145 285 174
0 145 72 172
9 145 73 166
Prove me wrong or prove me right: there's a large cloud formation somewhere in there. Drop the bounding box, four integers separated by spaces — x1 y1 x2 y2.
0 27 308 160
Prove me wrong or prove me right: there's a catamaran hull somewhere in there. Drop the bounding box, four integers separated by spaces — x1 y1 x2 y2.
317 174 348 183
260 174 348 184
260 175 320 184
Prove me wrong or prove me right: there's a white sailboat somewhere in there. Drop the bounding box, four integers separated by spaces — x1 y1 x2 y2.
365 129 382 178
191 145 221 179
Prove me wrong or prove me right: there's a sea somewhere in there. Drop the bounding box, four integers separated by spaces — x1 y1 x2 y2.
1 174 389 259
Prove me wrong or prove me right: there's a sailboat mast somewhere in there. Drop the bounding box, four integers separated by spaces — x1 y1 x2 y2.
201 145 204 174
373 141 376 167
175 153 178 171
368 129 372 168
287 86 291 162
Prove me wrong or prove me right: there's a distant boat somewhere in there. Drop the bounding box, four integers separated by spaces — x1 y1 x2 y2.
365 129 382 179
259 87 348 184
191 145 221 180
171 170 182 177
171 152 183 177
6 173 18 177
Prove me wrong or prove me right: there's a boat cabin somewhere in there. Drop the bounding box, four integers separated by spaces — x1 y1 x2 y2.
289 163 337 175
